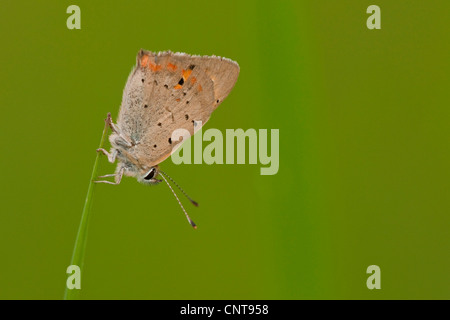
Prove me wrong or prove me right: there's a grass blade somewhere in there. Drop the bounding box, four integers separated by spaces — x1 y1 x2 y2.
64 116 109 300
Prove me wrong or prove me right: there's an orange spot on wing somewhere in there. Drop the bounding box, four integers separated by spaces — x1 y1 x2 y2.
167 63 177 71
174 84 182 90
140 55 149 68
182 69 193 81
190 76 197 85
176 98 181 102
198 84 203 92
148 61 162 72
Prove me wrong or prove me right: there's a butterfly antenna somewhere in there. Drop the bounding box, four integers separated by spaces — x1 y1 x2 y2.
159 173 197 229
159 170 199 207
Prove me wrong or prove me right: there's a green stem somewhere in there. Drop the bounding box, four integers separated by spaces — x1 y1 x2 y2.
64 116 109 300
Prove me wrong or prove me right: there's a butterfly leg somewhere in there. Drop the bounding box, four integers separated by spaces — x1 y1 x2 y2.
96 148 118 163
105 113 134 147
105 112 122 135
94 166 124 185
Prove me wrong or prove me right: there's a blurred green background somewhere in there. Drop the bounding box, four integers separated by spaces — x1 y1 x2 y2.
0 0 449 299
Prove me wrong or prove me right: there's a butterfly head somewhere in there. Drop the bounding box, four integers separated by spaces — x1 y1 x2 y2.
137 165 161 185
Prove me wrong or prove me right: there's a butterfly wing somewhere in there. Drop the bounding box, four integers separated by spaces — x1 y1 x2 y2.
117 50 239 169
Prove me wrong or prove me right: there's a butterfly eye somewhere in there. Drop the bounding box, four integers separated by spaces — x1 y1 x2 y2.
143 168 157 180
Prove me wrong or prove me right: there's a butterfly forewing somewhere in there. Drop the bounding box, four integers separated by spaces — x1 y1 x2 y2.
117 50 239 169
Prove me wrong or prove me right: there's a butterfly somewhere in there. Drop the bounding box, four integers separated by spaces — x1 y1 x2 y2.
95 49 239 227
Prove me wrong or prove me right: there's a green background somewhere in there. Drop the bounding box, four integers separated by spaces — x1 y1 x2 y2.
1 0 449 299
